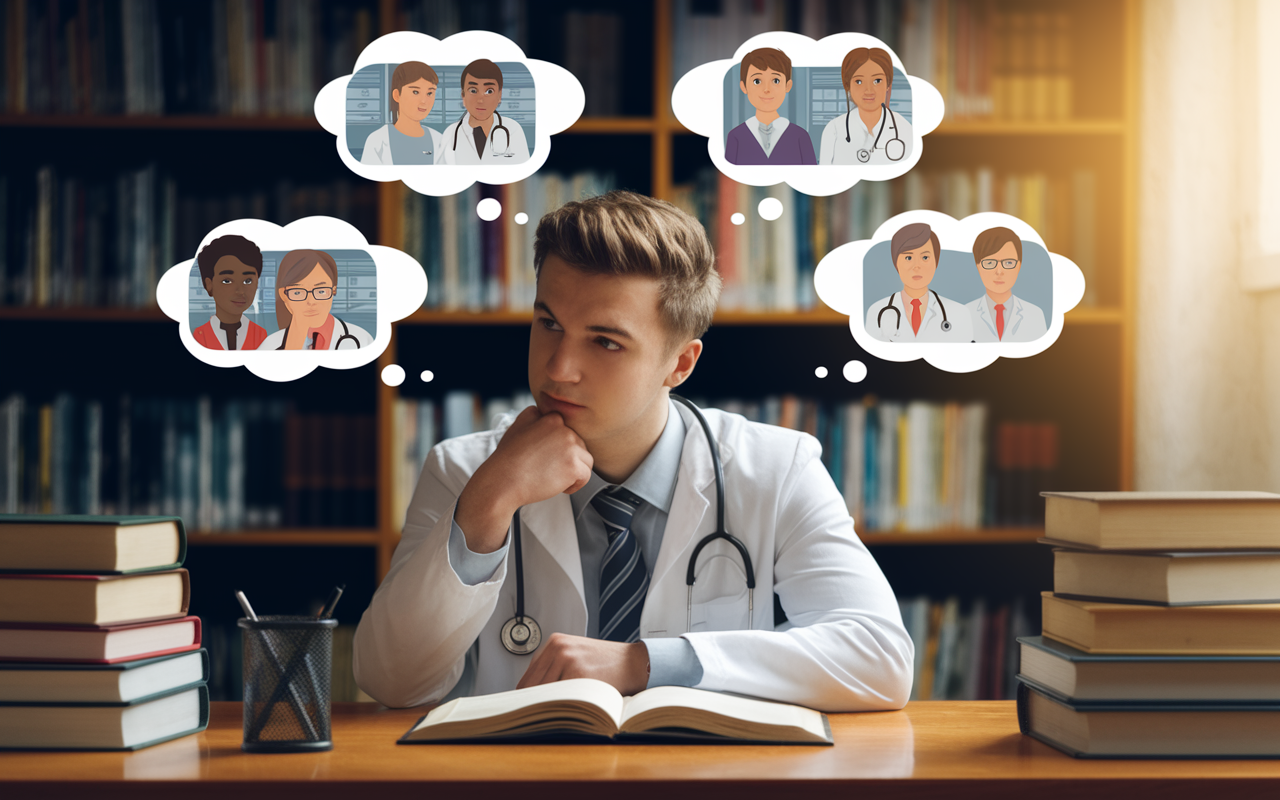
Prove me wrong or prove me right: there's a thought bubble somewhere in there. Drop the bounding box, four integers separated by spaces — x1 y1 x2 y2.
673 32 943 196
314 30 584 197
156 217 427 382
814 211 1085 373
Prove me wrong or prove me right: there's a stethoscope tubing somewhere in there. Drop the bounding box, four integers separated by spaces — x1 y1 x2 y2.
451 109 511 155
877 289 949 332
273 316 361 350
503 394 757 655
845 101 903 162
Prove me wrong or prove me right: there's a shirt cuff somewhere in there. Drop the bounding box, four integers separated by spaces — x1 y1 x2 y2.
447 518 508 586
641 637 704 689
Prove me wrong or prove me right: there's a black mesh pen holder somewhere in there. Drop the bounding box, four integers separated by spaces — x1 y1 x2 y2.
239 615 337 752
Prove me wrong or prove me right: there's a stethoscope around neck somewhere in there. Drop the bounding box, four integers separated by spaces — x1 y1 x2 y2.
500 394 757 656
451 109 512 157
877 289 951 333
273 316 362 350
845 101 905 163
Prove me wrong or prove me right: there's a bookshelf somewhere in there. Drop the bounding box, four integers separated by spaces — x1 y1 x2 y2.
1 0 1139 698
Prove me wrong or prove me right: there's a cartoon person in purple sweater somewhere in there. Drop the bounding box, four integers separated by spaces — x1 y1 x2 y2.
725 48 817 166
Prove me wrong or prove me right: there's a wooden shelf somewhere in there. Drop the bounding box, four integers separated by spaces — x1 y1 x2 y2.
567 117 660 134
0 114 323 131
933 119 1126 136
188 530 381 547
0 306 168 321
858 528 1043 546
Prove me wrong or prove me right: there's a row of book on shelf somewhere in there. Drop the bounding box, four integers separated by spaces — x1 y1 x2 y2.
0 394 377 530
0 0 376 116
1018 491 1280 758
0 166 377 309
672 0 1080 122
900 594 1036 701
400 163 1100 315
393 391 1059 535
0 514 208 749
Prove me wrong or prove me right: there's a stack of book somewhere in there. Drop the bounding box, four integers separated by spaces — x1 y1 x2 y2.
0 515 208 750
1017 491 1280 758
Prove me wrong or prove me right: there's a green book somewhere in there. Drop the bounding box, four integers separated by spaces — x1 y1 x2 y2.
0 515 186 574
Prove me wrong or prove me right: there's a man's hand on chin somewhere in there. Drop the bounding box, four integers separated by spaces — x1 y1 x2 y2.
515 633 650 696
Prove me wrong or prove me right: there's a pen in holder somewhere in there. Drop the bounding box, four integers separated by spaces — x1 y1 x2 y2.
238 615 337 752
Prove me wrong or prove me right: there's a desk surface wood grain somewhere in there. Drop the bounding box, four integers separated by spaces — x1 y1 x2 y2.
4 701 1280 800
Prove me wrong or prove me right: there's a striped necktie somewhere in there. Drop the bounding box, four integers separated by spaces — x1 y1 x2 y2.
591 486 648 643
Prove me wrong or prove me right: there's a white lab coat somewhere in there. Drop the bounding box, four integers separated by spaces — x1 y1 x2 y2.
259 316 374 350
865 291 974 343
353 403 913 712
359 124 444 165
966 294 1049 343
819 108 913 165
441 113 530 165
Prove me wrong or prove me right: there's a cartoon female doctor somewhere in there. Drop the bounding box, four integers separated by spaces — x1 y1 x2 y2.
865 223 972 343
261 250 374 351
360 61 443 165
819 47 913 166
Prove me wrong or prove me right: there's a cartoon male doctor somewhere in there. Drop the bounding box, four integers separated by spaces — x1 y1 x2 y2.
964 227 1049 343
865 223 973 343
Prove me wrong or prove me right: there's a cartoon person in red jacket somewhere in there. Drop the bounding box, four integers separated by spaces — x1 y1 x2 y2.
192 235 269 351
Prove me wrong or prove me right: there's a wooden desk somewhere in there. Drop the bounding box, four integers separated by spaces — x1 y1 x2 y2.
4 701 1280 799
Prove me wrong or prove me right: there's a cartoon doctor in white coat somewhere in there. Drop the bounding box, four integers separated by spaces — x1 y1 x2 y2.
865 222 973 343
353 191 912 713
964 227 1049 343
441 58 530 165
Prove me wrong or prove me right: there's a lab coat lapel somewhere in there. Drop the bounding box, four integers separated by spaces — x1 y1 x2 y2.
975 299 997 338
517 494 586 614
1006 295 1025 336
921 295 940 332
647 403 734 595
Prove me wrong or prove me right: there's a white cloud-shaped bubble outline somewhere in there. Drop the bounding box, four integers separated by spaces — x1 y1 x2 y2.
314 30 585 197
814 210 1086 374
673 31 944 197
156 216 427 383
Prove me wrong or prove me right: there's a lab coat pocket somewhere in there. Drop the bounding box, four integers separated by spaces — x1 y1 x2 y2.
688 551 750 632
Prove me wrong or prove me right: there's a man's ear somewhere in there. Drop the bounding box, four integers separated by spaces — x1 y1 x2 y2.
391 88 400 106
740 80 748 95
663 339 704 389
785 79 793 93
202 277 214 297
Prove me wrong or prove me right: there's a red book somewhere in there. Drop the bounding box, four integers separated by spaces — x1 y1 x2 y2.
0 616 202 663
0 569 190 627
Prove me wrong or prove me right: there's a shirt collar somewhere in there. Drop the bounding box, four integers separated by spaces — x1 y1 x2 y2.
856 106 885 137
747 114 789 134
571 397 686 520
308 314 337 350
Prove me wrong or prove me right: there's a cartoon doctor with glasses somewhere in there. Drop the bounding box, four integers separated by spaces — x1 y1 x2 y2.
260 249 375 351
963 227 1048 343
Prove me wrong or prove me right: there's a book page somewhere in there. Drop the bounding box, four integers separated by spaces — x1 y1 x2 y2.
619 686 828 741
411 678 624 733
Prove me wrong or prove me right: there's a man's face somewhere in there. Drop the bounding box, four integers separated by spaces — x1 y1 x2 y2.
894 244 938 291
393 77 437 122
977 241 1022 296
462 74 501 122
203 255 259 320
529 255 684 447
739 64 791 114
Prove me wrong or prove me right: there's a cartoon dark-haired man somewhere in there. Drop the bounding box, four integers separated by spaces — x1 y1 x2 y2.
725 47 817 166
441 59 530 165
964 227 1048 342
865 222 972 343
192 235 269 351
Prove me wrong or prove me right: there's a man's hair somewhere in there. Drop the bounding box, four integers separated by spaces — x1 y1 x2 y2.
533 190 722 344
890 223 940 266
840 47 895 96
461 59 503 91
390 61 439 122
739 47 792 84
972 227 1023 262
197 235 263 282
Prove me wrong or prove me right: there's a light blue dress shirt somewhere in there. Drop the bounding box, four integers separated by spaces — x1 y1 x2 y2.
447 399 703 688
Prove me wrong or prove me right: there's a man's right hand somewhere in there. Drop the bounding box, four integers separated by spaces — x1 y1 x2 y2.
453 406 593 554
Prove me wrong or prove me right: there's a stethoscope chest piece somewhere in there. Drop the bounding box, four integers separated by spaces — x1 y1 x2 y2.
941 320 952 332
500 615 541 655
856 148 871 163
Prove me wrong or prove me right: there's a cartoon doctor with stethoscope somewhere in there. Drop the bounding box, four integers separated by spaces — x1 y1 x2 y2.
865 222 973 343
819 47 913 166
441 58 530 165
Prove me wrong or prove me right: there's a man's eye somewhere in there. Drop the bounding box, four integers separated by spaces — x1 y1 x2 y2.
904 255 911 261
243 278 254 284
597 337 621 352
538 317 561 331
221 279 231 284
772 78 780 84
485 88 494 95
753 79 760 85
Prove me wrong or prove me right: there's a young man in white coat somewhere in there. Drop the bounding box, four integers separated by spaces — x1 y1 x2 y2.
353 191 912 712
964 227 1049 343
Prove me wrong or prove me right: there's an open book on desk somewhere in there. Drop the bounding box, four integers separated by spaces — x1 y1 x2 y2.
399 678 833 745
